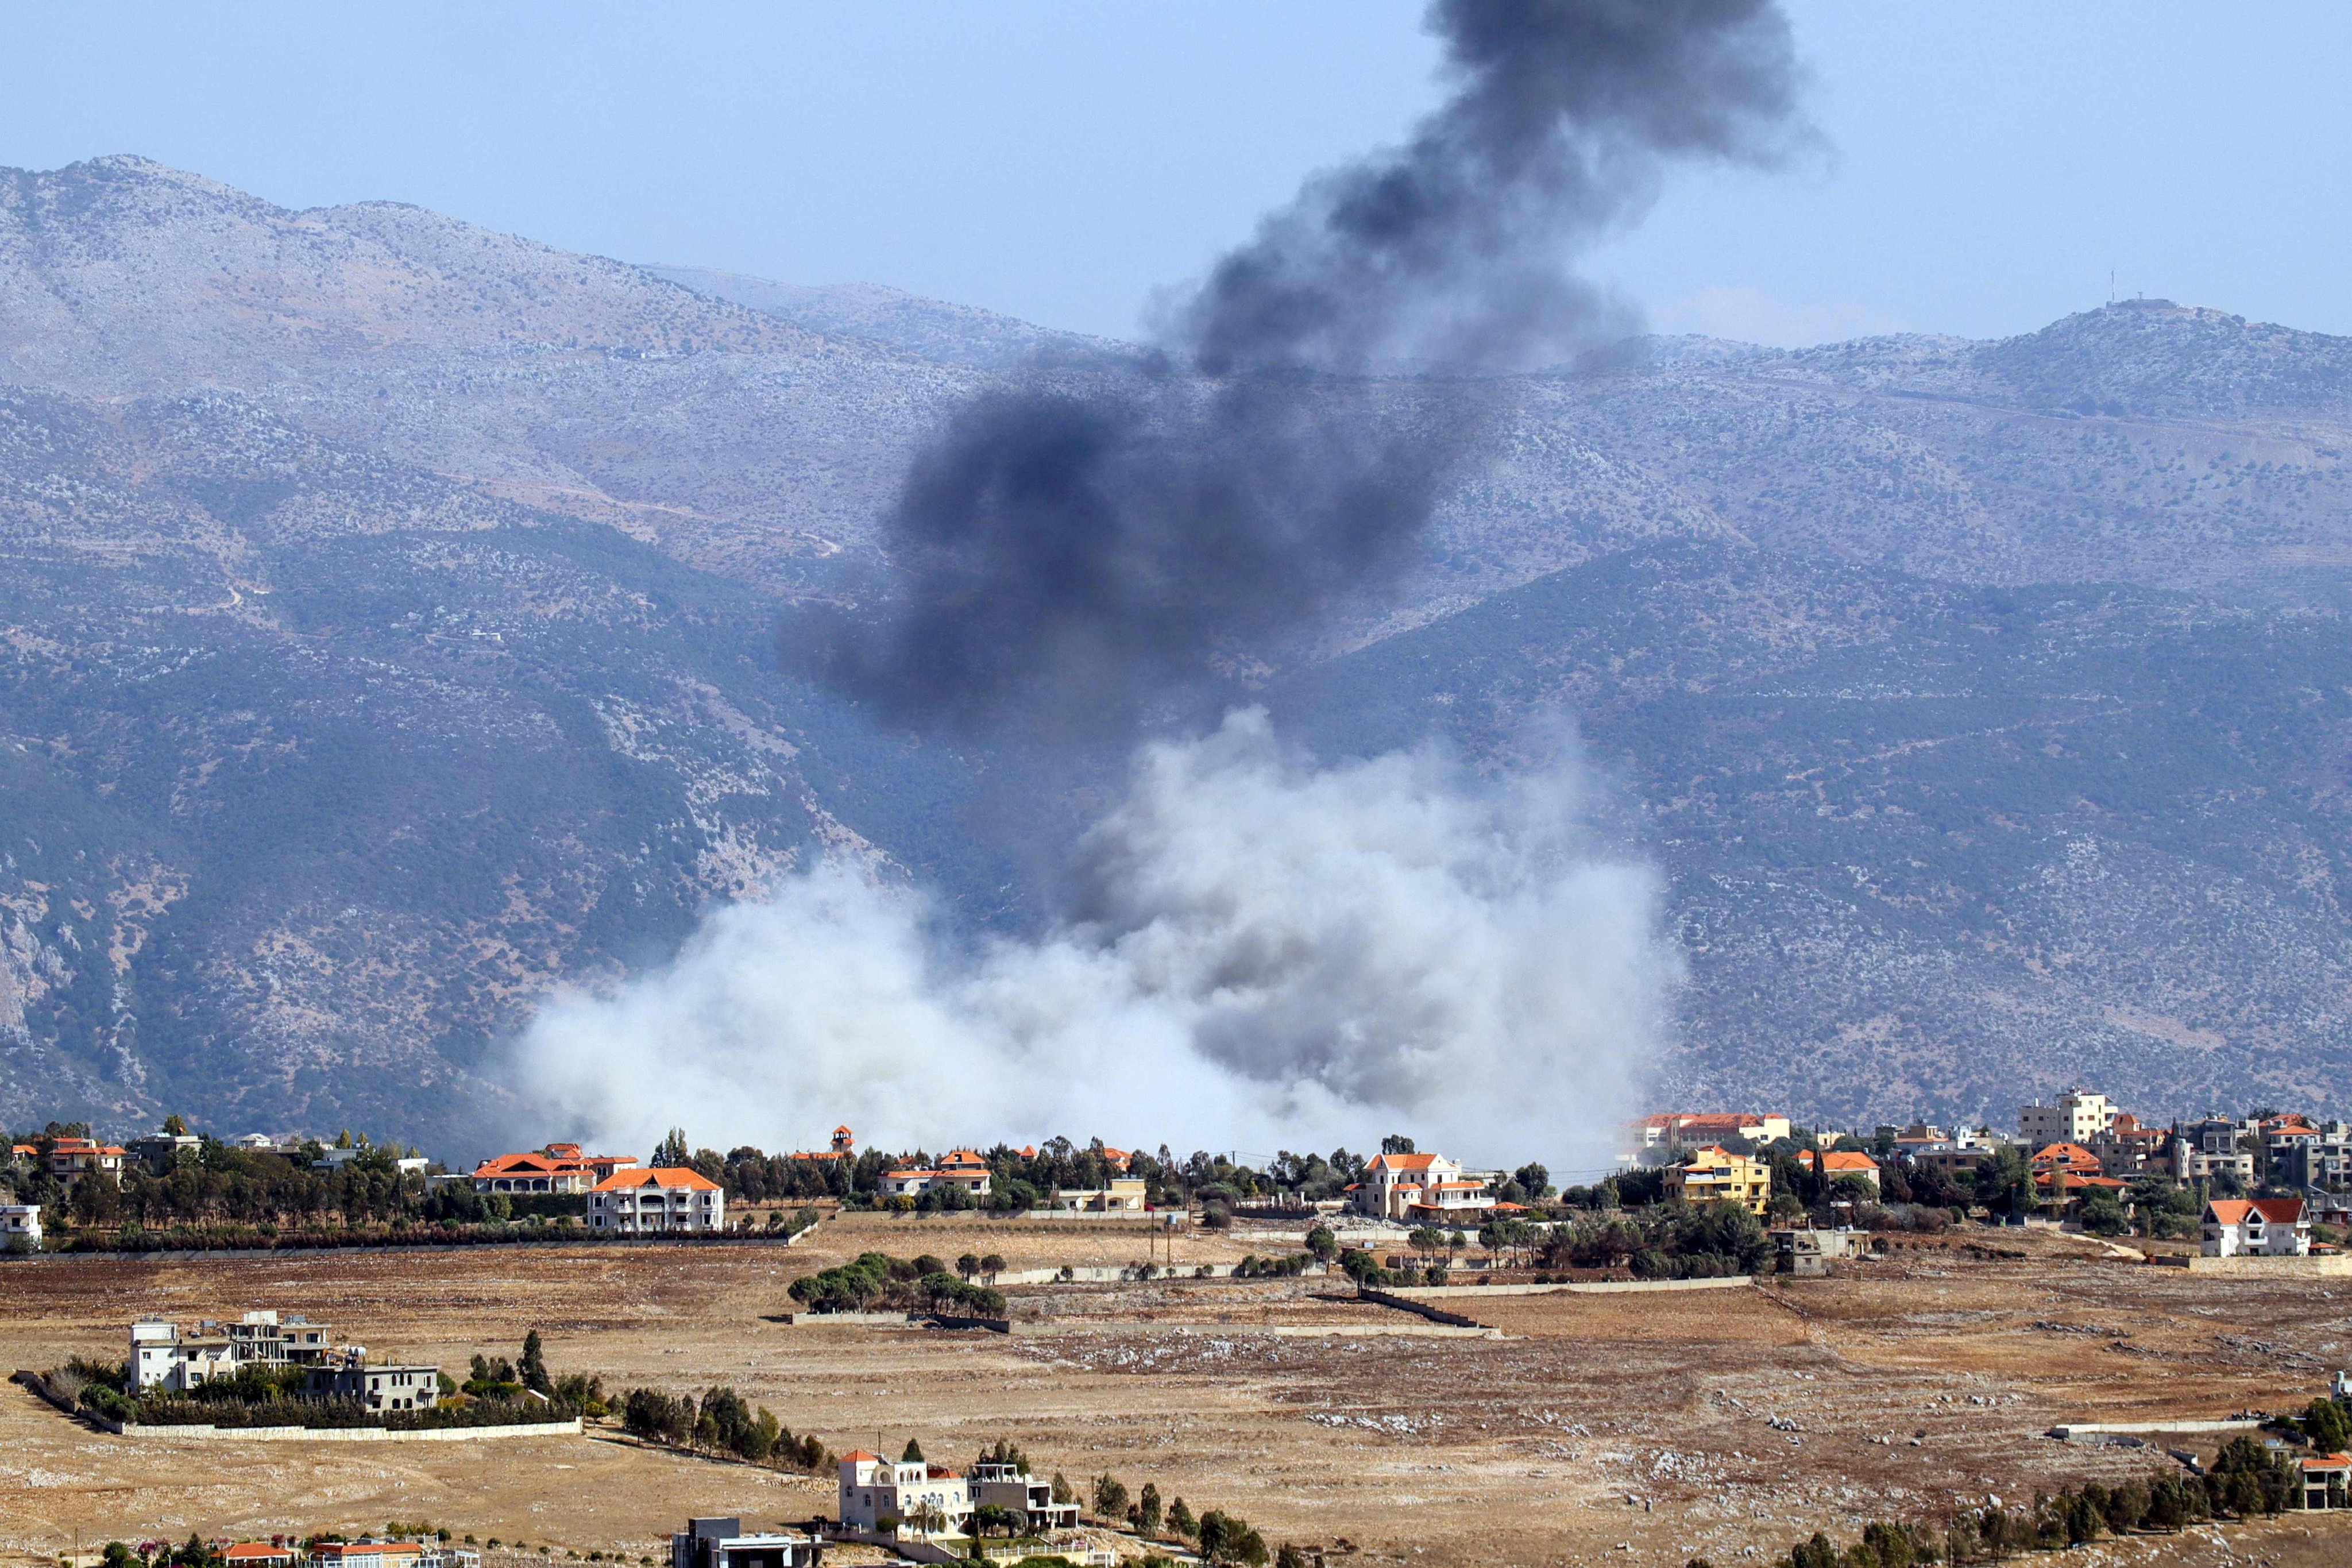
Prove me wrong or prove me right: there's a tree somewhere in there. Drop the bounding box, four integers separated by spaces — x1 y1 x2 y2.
1513 1162 1551 1199
520 1330 550 1394
1052 1473 1075 1505
1196 1512 1230 1561
957 1253 980 1279
655 1129 690 1169
2305 1396 2351 1453
161 1114 189 1137
971 1506 1017 1540
1094 1473 1130 1520
980 1253 1006 1280
1136 1483 1163 1536
1303 1225 1338 1262
902 1438 925 1462
1167 1498 1196 1539
1380 1134 1416 1155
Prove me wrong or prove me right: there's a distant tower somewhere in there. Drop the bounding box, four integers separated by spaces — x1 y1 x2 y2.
832 1125 855 1156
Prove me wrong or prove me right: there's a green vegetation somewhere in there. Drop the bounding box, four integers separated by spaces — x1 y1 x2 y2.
1762 1442 2301 1566
787 1251 1007 1317
619 1385 829 1470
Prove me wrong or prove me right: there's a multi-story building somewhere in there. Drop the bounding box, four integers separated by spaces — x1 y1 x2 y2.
2202 1197 2311 1257
588 1166 725 1233
471 1142 639 1194
2017 1090 2117 1148
1628 1113 1793 1164
837 1451 974 1536
879 1150 994 1199
2276 1122 2352 1190
2085 1113 2169 1178
1 1202 41 1247
222 1309 337 1365
1664 1146 1772 1215
40 1137 126 1186
1351 1151 1496 1224
671 1518 821 1568
303 1354 443 1413
126 1125 203 1174
129 1318 238 1391
2175 1115 2257 1185
970 1460 1082 1531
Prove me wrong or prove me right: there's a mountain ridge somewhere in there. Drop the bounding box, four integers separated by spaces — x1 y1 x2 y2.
5 155 2352 1145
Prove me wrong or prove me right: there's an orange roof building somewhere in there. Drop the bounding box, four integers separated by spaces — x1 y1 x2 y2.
2203 1196 2311 1258
587 1166 725 1234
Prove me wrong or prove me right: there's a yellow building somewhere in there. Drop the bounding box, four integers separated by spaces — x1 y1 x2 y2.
1664 1145 1772 1215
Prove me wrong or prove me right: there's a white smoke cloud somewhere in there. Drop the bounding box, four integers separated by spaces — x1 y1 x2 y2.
500 709 1675 1171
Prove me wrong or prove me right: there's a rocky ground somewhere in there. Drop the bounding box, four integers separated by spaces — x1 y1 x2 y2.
5 1219 2352 1568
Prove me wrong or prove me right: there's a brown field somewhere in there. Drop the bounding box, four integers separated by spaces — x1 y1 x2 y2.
6 1216 2352 1568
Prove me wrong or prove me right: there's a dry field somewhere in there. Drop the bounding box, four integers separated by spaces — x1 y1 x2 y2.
6 1216 2352 1568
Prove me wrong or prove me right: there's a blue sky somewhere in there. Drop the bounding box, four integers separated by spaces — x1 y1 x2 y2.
5 2 2347 346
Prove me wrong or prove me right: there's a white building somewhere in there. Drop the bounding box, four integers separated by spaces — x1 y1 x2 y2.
588 1166 725 1233
2018 1090 2117 1148
880 1151 994 1199
130 1318 239 1391
1352 1151 1496 1223
2203 1197 2311 1257
837 1450 974 1536
970 1461 1081 1531
1042 1177 1148 1211
1 1201 40 1246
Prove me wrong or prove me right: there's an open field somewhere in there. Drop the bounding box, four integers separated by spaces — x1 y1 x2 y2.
7 1216 2352 1568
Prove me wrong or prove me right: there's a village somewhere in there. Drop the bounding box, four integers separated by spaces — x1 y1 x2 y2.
13 1092 2352 1568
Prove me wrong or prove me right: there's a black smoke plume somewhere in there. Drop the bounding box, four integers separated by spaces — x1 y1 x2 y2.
816 0 1804 729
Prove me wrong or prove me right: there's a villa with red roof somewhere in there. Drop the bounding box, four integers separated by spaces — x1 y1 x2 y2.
837 1450 973 1536
1353 1150 1496 1223
470 1142 638 1194
2203 1196 2310 1258
587 1167 725 1234
1798 1149 1883 1191
881 1149 994 1199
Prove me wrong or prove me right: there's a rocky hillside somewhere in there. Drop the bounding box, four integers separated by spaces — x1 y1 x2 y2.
5 154 2352 1142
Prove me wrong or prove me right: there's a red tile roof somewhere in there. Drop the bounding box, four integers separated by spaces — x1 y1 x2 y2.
592 1166 721 1193
1368 1152 1440 1172
2206 1197 2305 1225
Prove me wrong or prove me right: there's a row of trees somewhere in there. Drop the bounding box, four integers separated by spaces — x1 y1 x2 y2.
1735 1438 2305 1568
1087 1474 1290 1567
1342 1199 1776 1285
620 1384 831 1470
786 1250 1010 1316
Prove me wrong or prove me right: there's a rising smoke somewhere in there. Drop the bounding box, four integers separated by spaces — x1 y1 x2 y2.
815 0 1804 728
505 1 1805 1166
505 712 1673 1166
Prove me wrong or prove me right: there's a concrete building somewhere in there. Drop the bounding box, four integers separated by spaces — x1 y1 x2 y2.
837 1451 973 1536
126 1126 203 1173
40 1136 125 1185
2202 1197 2311 1257
1664 1146 1772 1215
2017 1090 2117 1148
2296 1453 2350 1511
222 1309 337 1365
970 1461 1081 1531
1 1201 40 1246
588 1166 725 1233
2175 1116 2257 1185
129 1318 238 1392
2274 1121 2352 1190
672 1518 821 1568
1043 1177 1148 1211
1628 1113 1793 1164
1771 1226 1867 1276
303 1357 442 1412
880 1152 993 1200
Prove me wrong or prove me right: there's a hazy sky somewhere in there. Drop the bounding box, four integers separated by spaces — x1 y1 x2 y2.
5 2 2347 346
